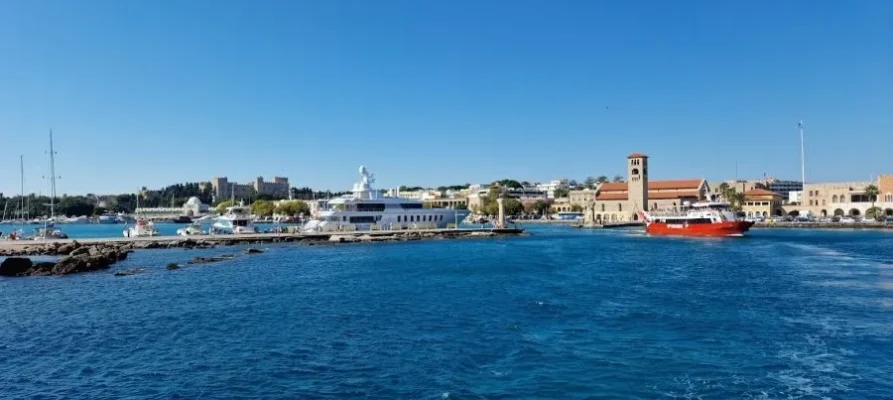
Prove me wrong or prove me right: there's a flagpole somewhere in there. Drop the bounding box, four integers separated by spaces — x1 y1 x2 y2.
798 121 805 185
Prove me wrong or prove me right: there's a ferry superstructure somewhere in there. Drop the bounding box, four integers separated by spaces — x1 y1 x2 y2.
639 201 753 237
302 166 470 232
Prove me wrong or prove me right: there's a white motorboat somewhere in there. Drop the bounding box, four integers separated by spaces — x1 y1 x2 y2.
32 224 68 240
301 166 470 233
98 212 120 224
124 218 160 237
212 204 257 234
176 222 204 236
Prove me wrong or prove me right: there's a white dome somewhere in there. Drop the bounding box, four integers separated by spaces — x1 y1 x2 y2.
186 196 202 206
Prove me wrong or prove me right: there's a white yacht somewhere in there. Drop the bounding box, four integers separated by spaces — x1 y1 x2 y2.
124 218 160 237
98 212 121 224
212 204 257 234
302 166 471 233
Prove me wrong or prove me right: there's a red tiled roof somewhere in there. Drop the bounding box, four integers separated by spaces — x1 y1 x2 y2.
648 179 703 190
627 152 649 159
597 192 629 200
648 191 700 200
598 182 628 191
744 188 782 199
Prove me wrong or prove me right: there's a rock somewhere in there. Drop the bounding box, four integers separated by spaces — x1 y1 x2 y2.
166 263 180 270
187 254 236 265
56 240 81 255
114 268 146 276
180 238 197 248
70 246 91 257
329 235 360 243
0 257 34 277
244 248 264 254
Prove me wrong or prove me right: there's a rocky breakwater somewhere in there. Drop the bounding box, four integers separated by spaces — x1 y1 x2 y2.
0 240 130 277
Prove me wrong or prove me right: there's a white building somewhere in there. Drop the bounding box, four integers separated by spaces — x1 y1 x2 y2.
535 179 569 199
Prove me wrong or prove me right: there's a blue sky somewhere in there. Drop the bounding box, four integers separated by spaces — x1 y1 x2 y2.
1 0 891 195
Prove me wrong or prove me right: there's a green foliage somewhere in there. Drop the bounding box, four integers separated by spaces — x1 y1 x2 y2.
215 200 234 214
584 177 598 189
492 179 522 189
553 188 570 198
597 176 609 184
533 200 550 215
612 175 625 183
435 184 470 192
866 207 883 220
251 200 275 216
455 203 468 210
275 200 310 216
570 204 583 212
289 187 349 200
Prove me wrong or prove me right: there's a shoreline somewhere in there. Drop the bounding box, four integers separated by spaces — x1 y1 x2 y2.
752 222 893 230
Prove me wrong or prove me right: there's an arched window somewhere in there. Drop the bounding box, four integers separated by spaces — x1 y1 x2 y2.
632 168 639 175
653 202 658 210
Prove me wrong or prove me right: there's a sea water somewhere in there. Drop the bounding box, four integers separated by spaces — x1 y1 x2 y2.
1 226 891 398
0 222 296 238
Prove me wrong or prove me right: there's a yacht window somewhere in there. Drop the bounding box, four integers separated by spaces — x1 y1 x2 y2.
342 216 346 222
398 216 401 222
357 203 386 212
400 203 423 209
349 216 376 224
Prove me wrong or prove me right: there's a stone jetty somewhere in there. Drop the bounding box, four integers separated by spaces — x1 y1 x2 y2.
0 228 525 277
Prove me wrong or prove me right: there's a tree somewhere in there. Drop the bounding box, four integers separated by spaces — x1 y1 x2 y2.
612 175 625 183
570 204 583 212
275 200 310 216
553 188 570 198
865 184 879 216
251 200 275 216
455 203 468 210
584 176 598 189
866 207 883 220
533 200 550 215
215 200 234 214
492 179 522 189
596 176 609 184
504 198 524 216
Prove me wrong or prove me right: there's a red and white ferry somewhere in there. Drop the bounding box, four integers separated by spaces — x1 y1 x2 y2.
637 202 753 237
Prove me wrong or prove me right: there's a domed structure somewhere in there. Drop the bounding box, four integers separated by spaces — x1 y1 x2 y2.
182 196 209 217
186 196 201 206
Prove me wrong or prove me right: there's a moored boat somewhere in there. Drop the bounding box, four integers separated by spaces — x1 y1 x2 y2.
638 201 753 237
124 218 160 237
212 204 257 234
302 166 470 232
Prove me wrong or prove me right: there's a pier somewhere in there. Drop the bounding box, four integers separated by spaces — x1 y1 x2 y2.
0 227 526 256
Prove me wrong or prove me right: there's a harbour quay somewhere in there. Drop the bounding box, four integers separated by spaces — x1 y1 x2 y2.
0 227 526 257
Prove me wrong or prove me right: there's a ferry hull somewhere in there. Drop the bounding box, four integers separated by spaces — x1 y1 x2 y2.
645 221 753 237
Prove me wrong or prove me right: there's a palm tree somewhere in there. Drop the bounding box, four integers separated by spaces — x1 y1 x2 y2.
865 184 879 220
718 182 730 201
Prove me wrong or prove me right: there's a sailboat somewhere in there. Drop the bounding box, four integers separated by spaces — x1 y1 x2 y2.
123 190 159 237
33 130 68 240
5 156 27 240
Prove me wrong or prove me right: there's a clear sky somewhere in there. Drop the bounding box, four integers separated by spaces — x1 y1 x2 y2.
1 0 891 196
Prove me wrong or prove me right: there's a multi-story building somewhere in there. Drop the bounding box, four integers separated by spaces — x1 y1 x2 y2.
742 189 784 218
800 175 893 218
765 179 803 202
203 176 290 201
568 189 597 207
536 179 569 199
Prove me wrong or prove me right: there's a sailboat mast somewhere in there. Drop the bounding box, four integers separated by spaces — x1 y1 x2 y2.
20 155 24 227
49 130 57 219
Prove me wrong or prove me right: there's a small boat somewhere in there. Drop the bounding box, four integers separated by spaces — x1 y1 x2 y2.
638 202 753 237
32 225 69 240
170 215 193 224
124 218 160 237
176 222 204 236
98 212 121 224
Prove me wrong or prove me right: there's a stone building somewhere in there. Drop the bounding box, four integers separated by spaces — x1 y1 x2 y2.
800 175 893 218
584 153 710 223
203 176 290 201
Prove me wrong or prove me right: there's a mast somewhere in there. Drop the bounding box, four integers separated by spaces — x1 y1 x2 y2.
20 155 24 229
49 129 57 220
798 121 805 186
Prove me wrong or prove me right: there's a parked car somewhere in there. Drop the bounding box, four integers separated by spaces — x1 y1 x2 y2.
886 217 893 223
839 217 855 224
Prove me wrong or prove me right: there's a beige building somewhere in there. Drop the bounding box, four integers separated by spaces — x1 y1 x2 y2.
202 176 290 200
569 189 597 207
584 153 710 223
551 197 571 212
800 174 893 218
741 189 784 218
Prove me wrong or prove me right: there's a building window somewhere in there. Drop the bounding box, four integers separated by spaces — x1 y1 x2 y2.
832 195 838 203
822 200 826 205
601 204 605 212
618 203 623 212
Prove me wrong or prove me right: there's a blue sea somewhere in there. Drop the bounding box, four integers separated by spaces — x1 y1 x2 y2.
2 225 892 399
